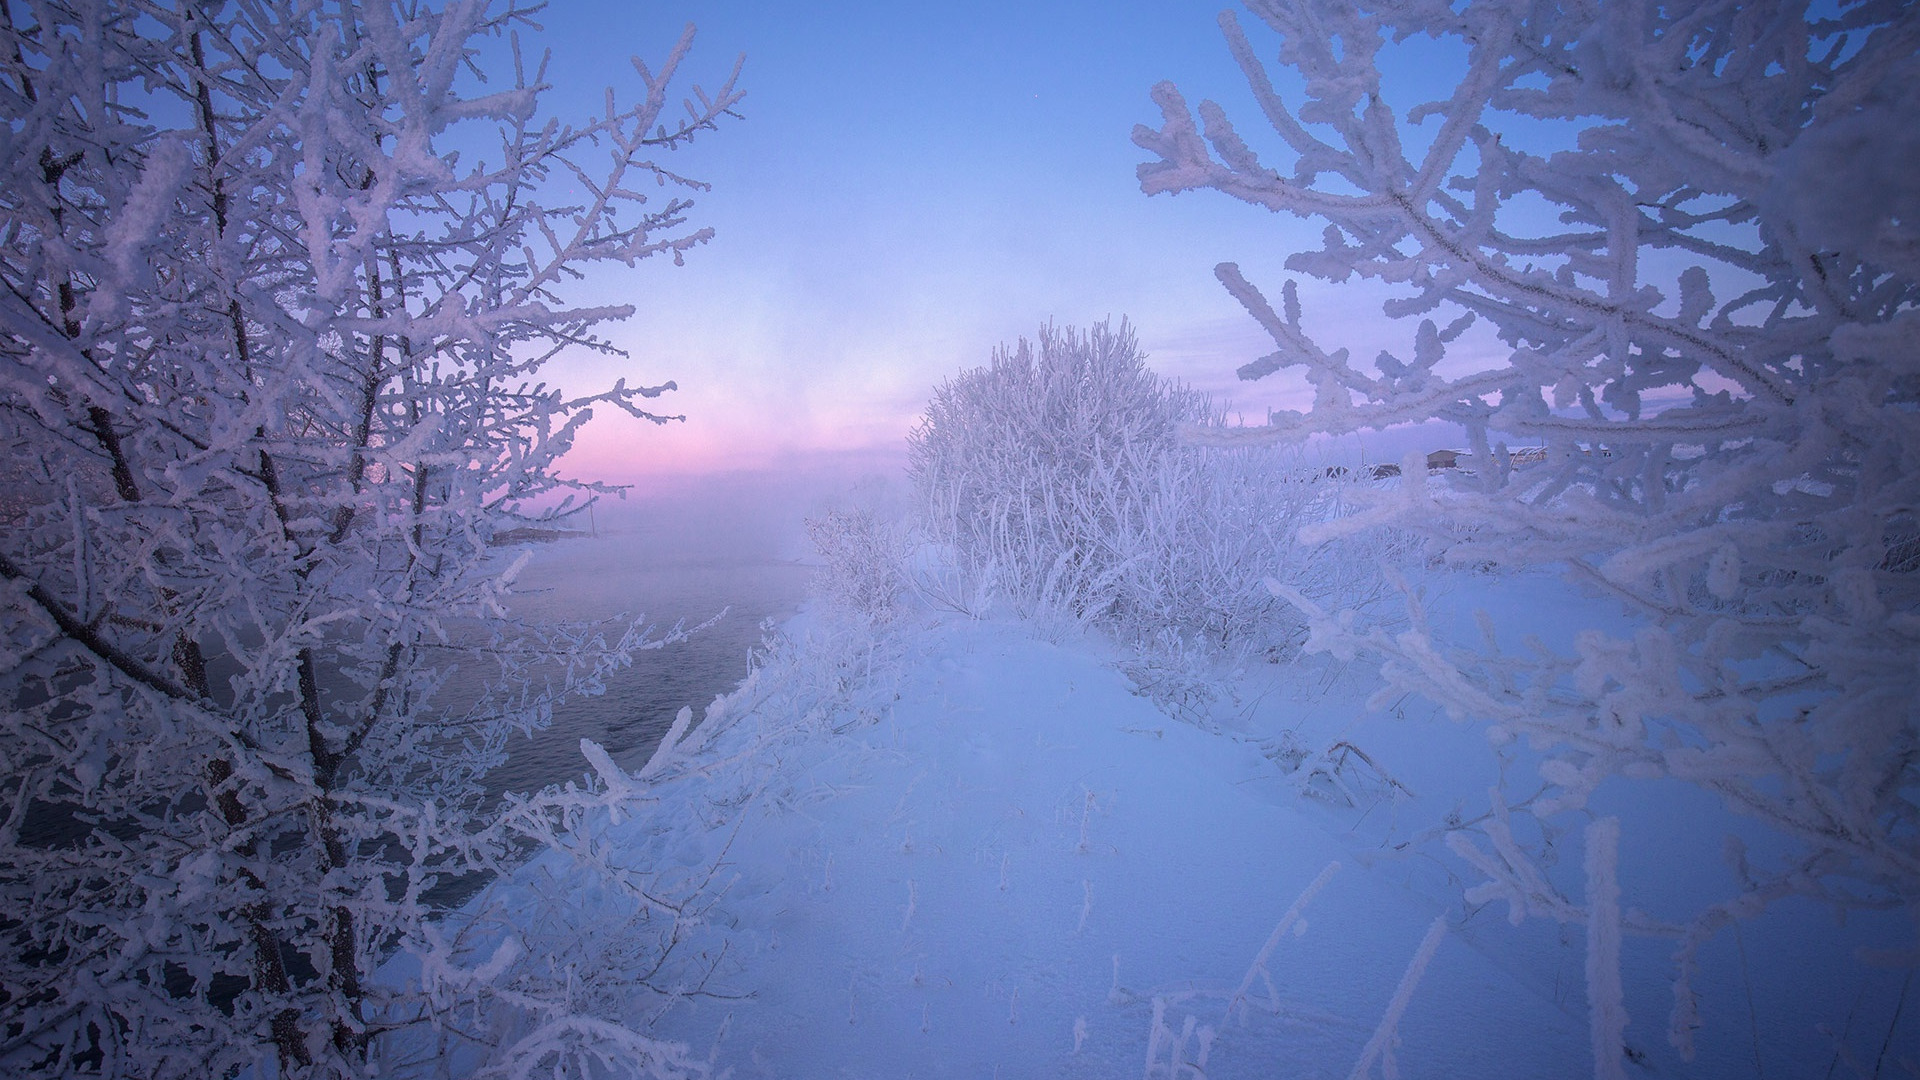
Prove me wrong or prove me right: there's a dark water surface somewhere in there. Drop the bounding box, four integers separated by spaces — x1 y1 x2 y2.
481 521 815 797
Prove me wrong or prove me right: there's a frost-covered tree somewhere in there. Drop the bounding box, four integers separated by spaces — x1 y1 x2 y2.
0 1 741 1075
1138 0 1919 1066
911 321 1208 622
909 320 1354 655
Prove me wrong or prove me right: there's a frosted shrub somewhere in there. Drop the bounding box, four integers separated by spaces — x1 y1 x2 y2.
1140 0 1920 1067
0 2 744 1076
807 507 907 622
910 320 1202 621
909 321 1343 654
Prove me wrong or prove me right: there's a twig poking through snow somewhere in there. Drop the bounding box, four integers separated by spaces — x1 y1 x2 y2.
1077 787 1096 854
1347 915 1448 1080
1229 861 1340 1025
1144 997 1169 1079
638 705 693 779
1586 818 1628 1080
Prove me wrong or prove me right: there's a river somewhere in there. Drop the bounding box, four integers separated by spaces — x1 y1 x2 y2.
479 507 818 798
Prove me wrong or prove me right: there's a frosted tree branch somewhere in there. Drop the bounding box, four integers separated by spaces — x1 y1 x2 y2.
1149 0 1920 1064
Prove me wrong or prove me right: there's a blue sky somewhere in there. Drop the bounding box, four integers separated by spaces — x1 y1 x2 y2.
525 2 1446 484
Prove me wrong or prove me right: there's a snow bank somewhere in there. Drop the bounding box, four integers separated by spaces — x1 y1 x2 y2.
615 610 1595 1076
485 574 1914 1077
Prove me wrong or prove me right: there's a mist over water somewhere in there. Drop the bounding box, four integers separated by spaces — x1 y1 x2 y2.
481 462 895 796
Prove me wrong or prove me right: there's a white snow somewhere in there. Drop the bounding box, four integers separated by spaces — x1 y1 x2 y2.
487 567 1916 1078
633 610 1585 1077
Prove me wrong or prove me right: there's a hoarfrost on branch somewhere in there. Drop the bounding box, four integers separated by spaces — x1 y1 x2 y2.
0 1 745 1075
1139 0 1919 1060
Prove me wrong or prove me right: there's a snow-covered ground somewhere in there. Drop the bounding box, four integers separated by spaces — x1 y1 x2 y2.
496 573 1915 1079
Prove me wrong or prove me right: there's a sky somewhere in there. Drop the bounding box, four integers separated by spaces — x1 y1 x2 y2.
515 1 1407 490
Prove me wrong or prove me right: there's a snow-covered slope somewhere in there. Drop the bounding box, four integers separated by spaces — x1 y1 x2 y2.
632 613 1595 1078
492 584 1913 1078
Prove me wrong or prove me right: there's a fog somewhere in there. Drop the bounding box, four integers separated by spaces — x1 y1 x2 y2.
485 456 905 794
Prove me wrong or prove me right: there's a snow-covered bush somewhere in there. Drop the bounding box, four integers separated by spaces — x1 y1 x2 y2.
1139 0 1919 1067
909 320 1343 654
910 321 1202 622
0 2 742 1075
807 507 908 622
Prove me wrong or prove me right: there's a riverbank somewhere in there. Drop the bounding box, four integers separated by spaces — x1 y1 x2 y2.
471 582 1916 1077
636 610 1589 1078
483 532 812 796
